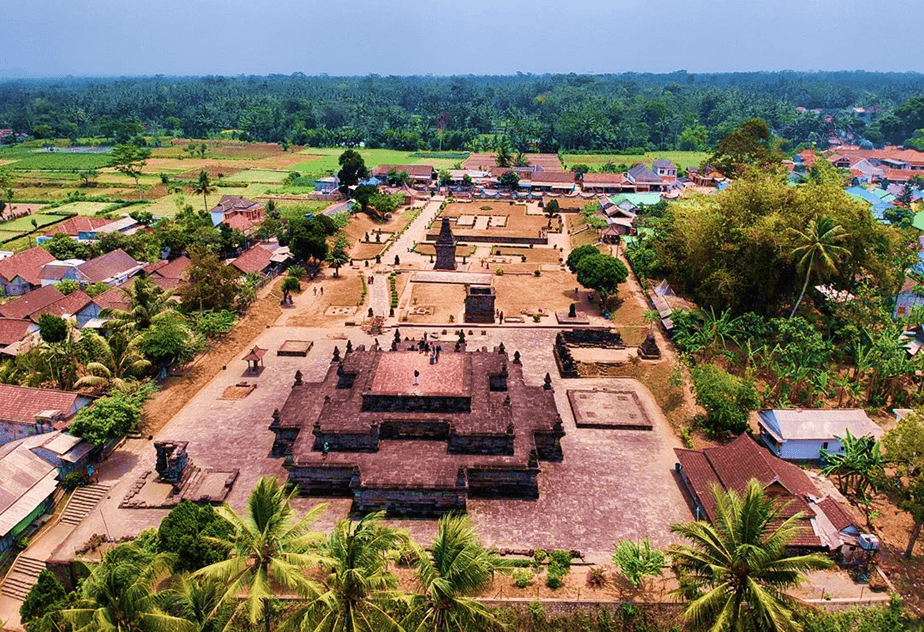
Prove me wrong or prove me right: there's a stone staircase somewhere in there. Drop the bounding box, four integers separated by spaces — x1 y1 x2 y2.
1 556 46 600
60 483 110 526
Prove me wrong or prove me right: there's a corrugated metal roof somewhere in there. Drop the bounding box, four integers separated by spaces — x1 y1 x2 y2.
0 434 58 536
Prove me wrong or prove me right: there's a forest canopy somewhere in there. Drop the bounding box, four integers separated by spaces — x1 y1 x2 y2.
1 71 923 151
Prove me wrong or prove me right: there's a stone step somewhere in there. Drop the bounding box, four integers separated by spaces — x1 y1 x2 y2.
0 556 46 599
59 484 111 525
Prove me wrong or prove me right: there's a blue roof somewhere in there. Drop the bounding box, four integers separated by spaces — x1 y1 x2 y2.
609 193 661 207
846 186 882 205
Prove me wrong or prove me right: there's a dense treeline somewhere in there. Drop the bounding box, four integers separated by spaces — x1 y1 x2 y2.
1 71 923 151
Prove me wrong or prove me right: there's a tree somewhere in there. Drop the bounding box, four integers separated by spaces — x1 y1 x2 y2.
287 217 331 273
20 569 67 625
37 313 68 343
78 168 99 187
284 512 405 632
691 364 759 434
820 429 883 501
139 312 199 368
788 215 849 319
195 477 327 632
103 275 175 331
880 412 924 557
408 514 504 631
494 136 512 168
179 248 241 313
63 543 195 632
193 171 218 214
498 171 519 190
575 253 628 306
337 149 368 195
566 244 601 273
110 143 152 198
326 237 350 278
544 199 560 227
612 539 664 588
157 501 234 573
670 479 832 632
43 233 95 260
75 329 151 390
69 384 153 446
706 118 781 177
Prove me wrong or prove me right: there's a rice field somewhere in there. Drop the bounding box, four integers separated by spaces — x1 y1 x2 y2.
222 169 290 184
0 229 23 242
0 150 112 171
290 148 464 178
51 202 117 215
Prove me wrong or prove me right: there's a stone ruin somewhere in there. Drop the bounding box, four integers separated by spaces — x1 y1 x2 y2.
154 440 190 489
638 332 662 360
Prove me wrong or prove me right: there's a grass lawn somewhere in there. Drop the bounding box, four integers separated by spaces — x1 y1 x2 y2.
275 199 335 221
561 151 710 171
0 229 23 242
51 202 117 216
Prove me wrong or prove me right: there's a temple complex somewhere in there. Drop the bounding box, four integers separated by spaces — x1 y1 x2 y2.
269 342 563 516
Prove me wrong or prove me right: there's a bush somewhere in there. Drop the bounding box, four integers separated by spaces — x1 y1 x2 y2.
282 276 301 293
157 500 234 572
546 564 566 589
61 470 88 490
550 549 573 569
191 310 237 338
512 568 533 588
691 363 760 434
20 569 67 624
532 549 548 568
611 539 664 587
586 567 607 588
70 381 157 446
496 268 504 276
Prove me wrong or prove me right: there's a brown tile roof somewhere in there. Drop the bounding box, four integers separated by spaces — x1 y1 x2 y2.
526 153 564 172
224 213 258 233
676 434 825 547
583 173 629 185
523 171 575 185
0 285 66 319
0 384 84 423
145 256 190 281
818 497 858 532
229 244 273 275
883 169 914 182
461 153 498 171
0 319 32 346
91 286 131 313
0 247 56 286
44 216 113 237
211 196 264 215
30 290 92 322
78 249 142 284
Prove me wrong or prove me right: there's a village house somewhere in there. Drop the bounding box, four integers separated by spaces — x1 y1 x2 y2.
675 433 871 558
0 383 92 446
0 246 55 296
625 163 664 192
519 171 575 193
894 275 924 320
228 242 288 277
209 196 266 231
371 165 435 188
0 318 34 357
40 216 116 242
142 255 191 292
581 172 632 194
757 408 885 461
652 158 677 181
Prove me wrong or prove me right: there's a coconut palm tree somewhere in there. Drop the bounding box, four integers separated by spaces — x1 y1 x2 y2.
494 136 512 168
102 275 176 331
161 575 226 632
669 479 832 632
195 476 328 632
326 237 350 278
63 544 195 632
193 171 218 214
407 514 504 631
283 511 406 632
75 329 151 390
788 215 849 319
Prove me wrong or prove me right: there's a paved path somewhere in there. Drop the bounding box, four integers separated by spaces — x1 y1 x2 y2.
382 198 443 269
369 272 389 318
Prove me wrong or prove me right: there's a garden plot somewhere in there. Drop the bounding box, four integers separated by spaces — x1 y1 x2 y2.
52 202 115 216
223 169 290 184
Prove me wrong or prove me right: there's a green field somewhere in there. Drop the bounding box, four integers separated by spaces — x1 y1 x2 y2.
223 169 290 184
51 201 116 215
1 213 66 231
291 148 464 178
0 230 22 242
0 149 113 171
561 151 710 171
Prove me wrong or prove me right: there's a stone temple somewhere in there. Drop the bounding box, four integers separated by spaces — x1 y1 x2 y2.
269 342 563 516
433 216 457 270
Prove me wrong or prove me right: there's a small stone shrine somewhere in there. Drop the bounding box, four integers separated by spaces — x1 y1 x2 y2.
638 332 662 360
154 440 189 488
434 216 457 270
464 285 495 323
270 343 564 517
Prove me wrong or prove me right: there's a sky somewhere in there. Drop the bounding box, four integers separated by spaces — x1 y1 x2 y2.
1 0 923 78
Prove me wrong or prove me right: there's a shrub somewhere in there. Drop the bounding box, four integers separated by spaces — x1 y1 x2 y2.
533 269 541 276
586 567 607 588
282 276 301 293
496 268 504 276
512 568 533 588
546 564 566 589
691 363 760 434
61 470 88 490
550 549 573 569
612 538 664 587
20 569 67 624
533 549 548 568
156 500 234 573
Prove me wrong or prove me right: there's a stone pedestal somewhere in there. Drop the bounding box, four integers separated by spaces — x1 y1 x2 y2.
464 285 495 323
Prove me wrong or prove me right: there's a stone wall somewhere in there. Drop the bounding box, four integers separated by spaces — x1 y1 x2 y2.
379 420 449 440
467 468 539 498
289 465 357 496
534 431 565 462
361 394 471 413
448 431 514 455
312 429 378 453
424 233 548 245
353 487 466 517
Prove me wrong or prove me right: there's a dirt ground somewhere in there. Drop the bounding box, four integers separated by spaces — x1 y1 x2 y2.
401 283 467 323
283 271 366 327
441 202 550 240
863 494 924 617
493 270 594 319
142 277 285 434
488 247 564 265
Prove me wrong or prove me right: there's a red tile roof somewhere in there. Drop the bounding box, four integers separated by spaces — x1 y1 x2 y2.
44 216 113 237
229 244 273 275
883 169 914 182
0 319 32 346
211 196 265 215
150 255 190 280
583 173 630 185
0 247 56 286
0 384 85 423
224 213 258 233
91 286 131 313
0 285 66 319
818 497 858 532
523 171 575 185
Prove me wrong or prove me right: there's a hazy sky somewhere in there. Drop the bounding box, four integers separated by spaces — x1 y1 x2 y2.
1 0 922 78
